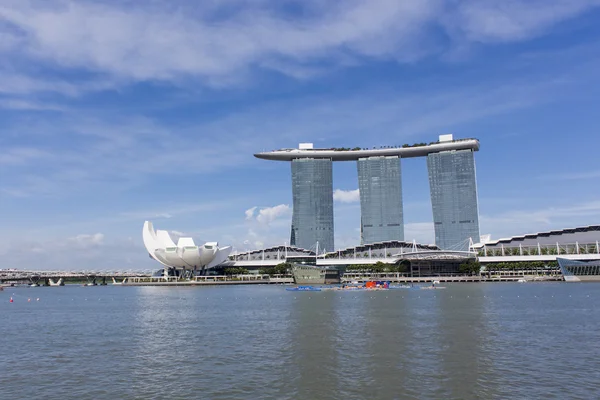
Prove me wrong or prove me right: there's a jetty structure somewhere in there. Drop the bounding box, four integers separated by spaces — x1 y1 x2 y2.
255 134 480 252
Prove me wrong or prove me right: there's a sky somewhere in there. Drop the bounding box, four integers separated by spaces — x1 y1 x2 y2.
2 0 600 270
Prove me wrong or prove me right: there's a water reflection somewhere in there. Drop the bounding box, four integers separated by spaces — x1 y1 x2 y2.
3 284 600 399
286 291 339 399
435 284 495 399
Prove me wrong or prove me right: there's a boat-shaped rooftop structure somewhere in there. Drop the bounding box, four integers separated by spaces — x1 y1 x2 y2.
254 138 479 162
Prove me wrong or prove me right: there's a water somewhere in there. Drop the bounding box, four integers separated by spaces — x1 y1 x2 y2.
1 283 599 400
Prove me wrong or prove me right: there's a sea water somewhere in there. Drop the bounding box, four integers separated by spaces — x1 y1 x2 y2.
1 283 599 399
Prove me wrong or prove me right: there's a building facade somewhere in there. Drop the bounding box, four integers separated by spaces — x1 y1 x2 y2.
427 149 480 250
290 158 334 253
256 135 480 251
357 156 404 244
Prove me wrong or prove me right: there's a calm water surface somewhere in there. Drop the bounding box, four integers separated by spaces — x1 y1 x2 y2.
1 283 599 399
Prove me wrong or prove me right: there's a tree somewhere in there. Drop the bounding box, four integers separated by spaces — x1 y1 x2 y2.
371 261 387 273
459 259 481 275
223 267 249 275
273 262 291 275
398 260 410 273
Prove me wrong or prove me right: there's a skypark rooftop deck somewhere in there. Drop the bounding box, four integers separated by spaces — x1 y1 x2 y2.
254 137 479 161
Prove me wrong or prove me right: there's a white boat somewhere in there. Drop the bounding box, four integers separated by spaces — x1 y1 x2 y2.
517 278 527 283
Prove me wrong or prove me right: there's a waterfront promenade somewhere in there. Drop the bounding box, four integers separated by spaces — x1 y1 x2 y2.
122 273 561 286
2 270 563 287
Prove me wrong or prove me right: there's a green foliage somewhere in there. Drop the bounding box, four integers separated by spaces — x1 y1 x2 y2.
459 259 481 275
259 262 292 276
484 261 558 271
402 142 428 148
223 267 249 275
345 261 405 273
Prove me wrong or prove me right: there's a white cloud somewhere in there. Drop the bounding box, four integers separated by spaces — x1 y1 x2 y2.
452 0 600 43
333 189 360 203
246 204 291 225
0 0 597 89
67 233 104 247
245 206 257 220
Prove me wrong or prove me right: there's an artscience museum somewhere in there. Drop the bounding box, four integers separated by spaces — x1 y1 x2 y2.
143 221 232 277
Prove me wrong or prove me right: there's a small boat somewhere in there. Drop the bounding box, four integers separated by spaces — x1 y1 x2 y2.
286 286 322 292
389 284 413 289
517 279 527 283
420 285 446 290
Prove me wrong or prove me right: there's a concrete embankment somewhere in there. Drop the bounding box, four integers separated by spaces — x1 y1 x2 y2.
121 275 562 286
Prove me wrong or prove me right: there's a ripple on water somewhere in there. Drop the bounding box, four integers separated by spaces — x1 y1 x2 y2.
1 283 600 399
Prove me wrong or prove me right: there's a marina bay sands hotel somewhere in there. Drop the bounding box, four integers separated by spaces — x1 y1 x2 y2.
254 134 480 252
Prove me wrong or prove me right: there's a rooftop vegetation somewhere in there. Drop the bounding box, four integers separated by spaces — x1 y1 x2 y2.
315 138 476 152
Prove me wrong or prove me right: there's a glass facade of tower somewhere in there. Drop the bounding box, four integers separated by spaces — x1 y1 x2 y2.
427 149 480 250
357 156 404 244
290 158 334 253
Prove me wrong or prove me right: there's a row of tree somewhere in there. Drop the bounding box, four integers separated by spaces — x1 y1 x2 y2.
258 263 292 276
480 247 596 256
483 261 558 271
346 261 408 273
328 142 443 152
222 267 249 275
459 260 481 275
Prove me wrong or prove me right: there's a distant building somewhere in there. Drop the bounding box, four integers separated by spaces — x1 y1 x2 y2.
475 225 600 256
142 221 232 277
357 156 403 244
256 134 481 250
290 158 334 253
427 148 480 250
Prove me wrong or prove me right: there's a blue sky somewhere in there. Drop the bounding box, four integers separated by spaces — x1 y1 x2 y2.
2 0 600 270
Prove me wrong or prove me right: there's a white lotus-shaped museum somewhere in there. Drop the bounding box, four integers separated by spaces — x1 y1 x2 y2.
143 221 232 273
